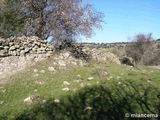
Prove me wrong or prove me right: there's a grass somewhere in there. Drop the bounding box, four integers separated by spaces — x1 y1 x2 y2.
0 56 160 120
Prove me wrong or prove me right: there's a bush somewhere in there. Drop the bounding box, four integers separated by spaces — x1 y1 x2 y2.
142 50 160 65
125 33 159 65
15 81 160 120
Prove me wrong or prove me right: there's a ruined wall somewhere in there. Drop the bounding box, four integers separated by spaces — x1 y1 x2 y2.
0 36 55 81
0 36 122 82
0 36 54 58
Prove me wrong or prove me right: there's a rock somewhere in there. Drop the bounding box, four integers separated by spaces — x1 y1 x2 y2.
31 36 39 41
20 50 25 56
0 46 3 50
15 45 20 49
34 89 37 92
1 89 6 93
63 52 70 59
77 74 81 77
87 77 94 81
24 96 33 104
79 60 83 66
40 47 46 51
24 47 30 53
24 95 46 104
101 71 108 76
74 79 82 83
58 60 66 67
54 99 60 103
120 56 135 67
16 51 20 56
46 52 51 57
0 49 8 57
34 69 38 72
63 81 70 85
117 82 121 84
35 81 44 85
147 80 151 83
0 101 4 104
71 62 77 65
4 46 9 50
40 70 45 73
12 50 17 56
34 74 39 77
48 66 56 72
62 87 69 91
84 106 92 111
9 42 14 46
107 76 113 80
9 46 16 51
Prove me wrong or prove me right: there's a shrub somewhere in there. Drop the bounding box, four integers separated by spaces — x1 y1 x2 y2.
15 81 160 120
125 33 159 65
142 49 160 65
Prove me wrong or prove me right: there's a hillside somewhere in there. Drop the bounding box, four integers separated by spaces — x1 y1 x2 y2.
0 40 160 119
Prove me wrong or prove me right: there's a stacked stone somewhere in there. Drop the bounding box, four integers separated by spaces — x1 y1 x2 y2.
0 36 55 58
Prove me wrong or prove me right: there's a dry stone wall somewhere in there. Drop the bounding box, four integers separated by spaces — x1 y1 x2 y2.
0 36 55 81
0 36 55 58
0 36 122 82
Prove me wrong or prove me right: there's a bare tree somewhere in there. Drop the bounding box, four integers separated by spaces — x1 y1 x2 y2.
6 0 104 45
125 33 156 65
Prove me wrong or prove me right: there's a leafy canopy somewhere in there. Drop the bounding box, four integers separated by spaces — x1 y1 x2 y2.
0 0 105 45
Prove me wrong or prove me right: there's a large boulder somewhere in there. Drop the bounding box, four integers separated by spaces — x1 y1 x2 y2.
120 56 135 67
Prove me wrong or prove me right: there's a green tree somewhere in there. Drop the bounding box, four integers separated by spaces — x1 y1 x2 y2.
2 0 105 45
0 0 25 38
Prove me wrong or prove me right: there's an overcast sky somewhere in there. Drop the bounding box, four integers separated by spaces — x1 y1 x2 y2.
82 0 160 43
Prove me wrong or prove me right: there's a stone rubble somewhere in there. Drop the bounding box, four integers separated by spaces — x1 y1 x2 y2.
85 48 121 64
24 95 46 104
0 35 123 83
0 36 55 82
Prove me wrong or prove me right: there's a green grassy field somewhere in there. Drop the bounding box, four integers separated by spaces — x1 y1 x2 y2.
0 57 159 120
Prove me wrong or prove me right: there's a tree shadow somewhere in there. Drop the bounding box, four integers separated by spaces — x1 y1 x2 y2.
15 80 160 120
